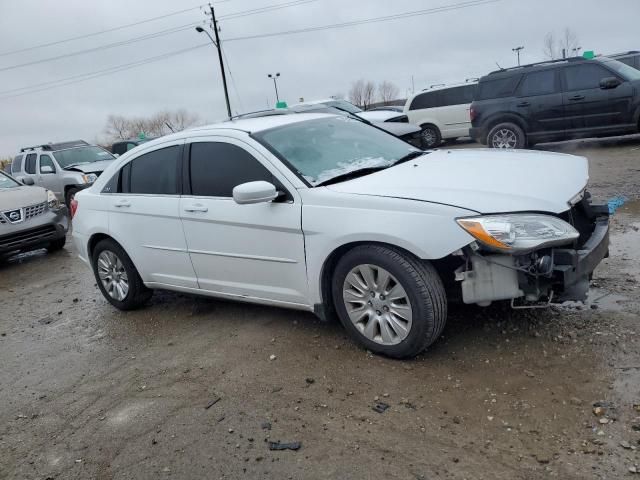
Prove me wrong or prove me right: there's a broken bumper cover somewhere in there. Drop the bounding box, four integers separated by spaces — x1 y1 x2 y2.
551 217 609 302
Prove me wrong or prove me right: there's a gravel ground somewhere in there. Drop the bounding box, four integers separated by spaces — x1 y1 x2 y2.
1 135 639 480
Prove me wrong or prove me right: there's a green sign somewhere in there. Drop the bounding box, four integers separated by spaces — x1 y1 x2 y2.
138 131 146 140
583 50 595 60
276 101 288 109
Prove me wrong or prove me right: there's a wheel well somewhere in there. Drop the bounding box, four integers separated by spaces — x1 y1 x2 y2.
485 115 527 138
419 122 441 133
318 241 451 320
87 233 113 260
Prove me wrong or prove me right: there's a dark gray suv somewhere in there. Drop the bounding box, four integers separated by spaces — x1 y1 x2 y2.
470 57 640 148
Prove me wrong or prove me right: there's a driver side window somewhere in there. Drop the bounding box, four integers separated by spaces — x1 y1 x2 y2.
39 155 56 174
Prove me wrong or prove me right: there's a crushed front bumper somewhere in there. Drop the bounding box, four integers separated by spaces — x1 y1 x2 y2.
551 216 609 302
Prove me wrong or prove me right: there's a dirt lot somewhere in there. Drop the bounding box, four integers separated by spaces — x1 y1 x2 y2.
1 136 640 480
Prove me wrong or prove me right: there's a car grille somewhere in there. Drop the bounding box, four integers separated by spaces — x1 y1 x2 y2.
0 224 57 251
0 216 5 224
25 202 47 219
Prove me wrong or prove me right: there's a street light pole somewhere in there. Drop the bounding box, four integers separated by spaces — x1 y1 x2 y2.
512 46 524 66
267 73 281 104
195 3 231 119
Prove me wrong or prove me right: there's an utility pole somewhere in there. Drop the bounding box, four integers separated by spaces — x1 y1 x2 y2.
512 46 524 66
198 3 232 118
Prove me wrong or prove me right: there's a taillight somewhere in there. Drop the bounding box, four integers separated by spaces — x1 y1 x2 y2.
70 198 78 218
469 107 477 122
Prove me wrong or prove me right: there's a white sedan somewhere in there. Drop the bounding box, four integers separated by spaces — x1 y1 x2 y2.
72 113 609 358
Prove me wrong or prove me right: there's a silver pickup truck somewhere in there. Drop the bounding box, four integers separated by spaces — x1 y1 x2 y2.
10 140 116 207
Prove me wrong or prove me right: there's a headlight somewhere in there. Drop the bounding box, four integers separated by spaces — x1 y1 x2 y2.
82 174 97 184
456 214 579 253
46 190 60 209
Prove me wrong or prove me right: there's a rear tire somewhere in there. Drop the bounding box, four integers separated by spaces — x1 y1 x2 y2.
487 122 526 149
47 237 66 252
331 245 447 359
92 239 152 310
420 124 442 149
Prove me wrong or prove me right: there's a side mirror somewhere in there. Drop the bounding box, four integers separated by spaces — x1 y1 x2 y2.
22 177 35 185
232 181 279 205
41 165 54 174
600 77 621 89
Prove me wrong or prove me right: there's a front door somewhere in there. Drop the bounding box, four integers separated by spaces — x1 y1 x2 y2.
562 63 633 133
107 140 198 289
179 137 309 306
37 154 63 199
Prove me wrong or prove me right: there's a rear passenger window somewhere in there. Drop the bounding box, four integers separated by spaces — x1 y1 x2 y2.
11 155 23 174
126 146 180 195
564 64 612 91
409 84 476 111
519 70 556 96
189 142 275 197
476 75 522 100
409 91 441 110
24 153 37 174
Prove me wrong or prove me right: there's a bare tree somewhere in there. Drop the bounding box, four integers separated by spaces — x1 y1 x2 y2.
348 79 365 107
543 28 579 59
362 81 376 110
378 81 399 104
102 110 201 142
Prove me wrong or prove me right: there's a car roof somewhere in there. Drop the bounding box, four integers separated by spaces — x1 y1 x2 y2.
482 56 609 80
191 112 335 133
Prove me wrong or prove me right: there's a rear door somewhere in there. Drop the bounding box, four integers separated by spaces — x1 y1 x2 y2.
179 136 309 305
37 154 63 199
514 68 565 135
562 63 634 132
439 85 477 137
107 140 198 289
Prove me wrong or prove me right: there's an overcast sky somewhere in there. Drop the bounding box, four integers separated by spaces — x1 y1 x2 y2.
0 0 638 156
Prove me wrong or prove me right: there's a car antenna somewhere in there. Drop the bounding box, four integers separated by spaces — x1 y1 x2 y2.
495 61 504 70
165 121 175 133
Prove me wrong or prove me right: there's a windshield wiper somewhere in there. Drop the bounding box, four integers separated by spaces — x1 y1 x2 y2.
315 166 388 187
392 150 427 166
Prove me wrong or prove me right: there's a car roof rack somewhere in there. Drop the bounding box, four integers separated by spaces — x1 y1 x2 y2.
488 56 585 75
20 140 89 152
607 50 640 56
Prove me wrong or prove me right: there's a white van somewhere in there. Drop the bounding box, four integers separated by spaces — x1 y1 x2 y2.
404 82 477 148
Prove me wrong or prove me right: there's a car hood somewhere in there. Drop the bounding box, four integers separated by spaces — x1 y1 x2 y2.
64 159 114 174
326 148 589 214
358 110 403 122
0 185 47 210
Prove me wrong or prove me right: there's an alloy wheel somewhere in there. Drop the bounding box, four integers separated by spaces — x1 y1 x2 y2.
97 250 129 301
342 264 413 345
491 128 518 148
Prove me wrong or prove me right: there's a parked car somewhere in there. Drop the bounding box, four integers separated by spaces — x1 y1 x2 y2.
0 171 68 258
72 113 609 358
111 138 155 156
404 82 478 148
609 51 640 70
366 106 404 113
294 99 411 124
11 140 116 206
470 56 640 148
234 103 424 148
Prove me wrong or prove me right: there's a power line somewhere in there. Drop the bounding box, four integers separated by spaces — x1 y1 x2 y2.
219 0 318 20
0 44 209 99
0 2 237 58
0 0 319 72
0 22 201 72
225 0 499 43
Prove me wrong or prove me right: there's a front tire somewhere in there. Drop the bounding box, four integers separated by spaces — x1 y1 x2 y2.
65 188 78 209
92 239 152 310
487 122 526 149
331 245 447 359
47 237 66 252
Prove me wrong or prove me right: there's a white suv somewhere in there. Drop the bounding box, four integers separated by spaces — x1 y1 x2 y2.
72 113 609 358
404 82 477 148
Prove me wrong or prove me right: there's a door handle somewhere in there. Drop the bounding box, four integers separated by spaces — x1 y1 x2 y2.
114 200 131 208
184 204 208 213
516 101 530 107
569 95 585 101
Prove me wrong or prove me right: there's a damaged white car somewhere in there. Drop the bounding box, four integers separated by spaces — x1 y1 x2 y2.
72 114 609 358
